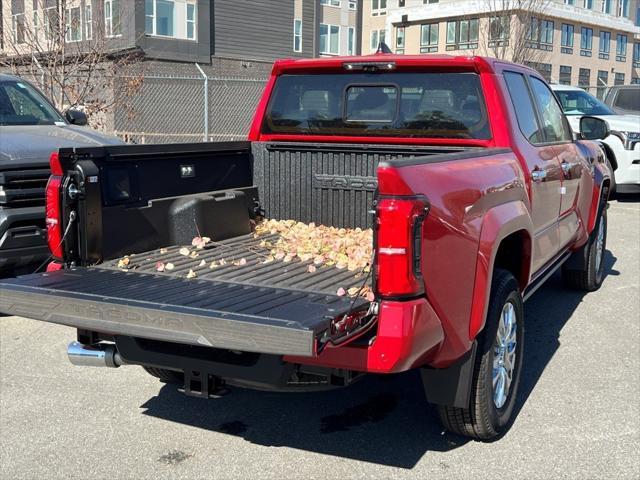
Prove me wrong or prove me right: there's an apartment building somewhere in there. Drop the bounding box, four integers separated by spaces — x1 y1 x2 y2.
317 0 361 55
1 0 212 63
1 1 363 65
362 0 640 86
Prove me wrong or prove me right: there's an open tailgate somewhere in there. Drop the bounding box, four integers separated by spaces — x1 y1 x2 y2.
0 269 367 356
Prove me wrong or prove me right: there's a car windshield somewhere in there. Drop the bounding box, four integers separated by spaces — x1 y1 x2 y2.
554 89 616 116
0 79 65 126
263 72 491 139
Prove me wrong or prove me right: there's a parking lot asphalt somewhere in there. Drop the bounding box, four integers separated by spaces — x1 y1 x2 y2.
1 197 639 480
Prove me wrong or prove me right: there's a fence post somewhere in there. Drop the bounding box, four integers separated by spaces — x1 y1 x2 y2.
195 63 209 142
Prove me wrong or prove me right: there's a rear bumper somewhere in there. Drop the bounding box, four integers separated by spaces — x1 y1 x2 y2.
285 297 445 374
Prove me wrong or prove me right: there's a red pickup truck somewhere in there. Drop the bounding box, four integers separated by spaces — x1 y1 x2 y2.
0 54 611 440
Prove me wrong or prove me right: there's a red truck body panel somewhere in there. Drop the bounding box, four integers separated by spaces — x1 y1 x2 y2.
262 54 609 373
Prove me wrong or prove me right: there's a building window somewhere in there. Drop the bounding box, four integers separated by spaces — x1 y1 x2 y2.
11 13 25 44
559 65 572 84
423 0 439 3
633 43 640 67
616 34 627 61
599 30 610 59
614 72 625 85
399 0 405 5
446 18 479 50
632 77 640 85
84 5 93 40
564 0 575 4
372 0 387 16
561 23 574 53
349 1 357 9
293 19 302 52
489 16 509 47
370 29 386 51
320 24 340 54
395 26 405 54
320 0 341 6
578 68 590 86
44 7 58 38
145 1 197 40
420 22 438 53
583 0 593 8
105 0 122 37
186 3 196 40
525 61 552 82
33 10 40 39
602 0 611 14
580 27 592 56
65 6 82 42
617 0 629 17
527 17 553 50
348 27 355 55
597 70 609 98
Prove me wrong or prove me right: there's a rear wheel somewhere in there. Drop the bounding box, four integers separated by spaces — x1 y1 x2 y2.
562 205 607 292
437 269 524 440
142 366 184 384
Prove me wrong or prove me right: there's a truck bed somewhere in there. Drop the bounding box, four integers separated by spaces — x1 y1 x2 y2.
101 232 371 296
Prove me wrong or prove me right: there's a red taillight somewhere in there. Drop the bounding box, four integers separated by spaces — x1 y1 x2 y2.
376 197 428 297
49 152 63 176
46 152 63 259
46 176 63 259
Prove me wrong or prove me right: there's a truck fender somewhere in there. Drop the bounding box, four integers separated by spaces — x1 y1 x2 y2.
468 201 533 341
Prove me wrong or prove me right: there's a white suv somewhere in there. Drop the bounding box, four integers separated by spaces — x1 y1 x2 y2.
551 84 640 194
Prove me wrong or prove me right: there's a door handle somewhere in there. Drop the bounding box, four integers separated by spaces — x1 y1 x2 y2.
531 169 547 182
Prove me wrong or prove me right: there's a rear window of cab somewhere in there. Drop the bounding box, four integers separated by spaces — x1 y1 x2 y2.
263 72 491 139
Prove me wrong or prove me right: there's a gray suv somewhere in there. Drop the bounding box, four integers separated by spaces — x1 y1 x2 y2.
0 74 123 275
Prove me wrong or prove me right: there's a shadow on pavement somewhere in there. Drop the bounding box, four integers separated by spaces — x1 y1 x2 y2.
140 250 618 469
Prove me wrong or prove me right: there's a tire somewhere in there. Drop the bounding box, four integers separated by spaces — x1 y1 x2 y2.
142 366 184 384
437 269 524 440
562 205 607 292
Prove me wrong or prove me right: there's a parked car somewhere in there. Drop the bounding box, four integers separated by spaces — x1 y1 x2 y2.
0 73 123 275
0 56 611 440
603 84 640 115
551 84 640 194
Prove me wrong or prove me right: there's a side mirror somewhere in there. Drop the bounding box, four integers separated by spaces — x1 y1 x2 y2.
64 108 88 126
579 115 610 140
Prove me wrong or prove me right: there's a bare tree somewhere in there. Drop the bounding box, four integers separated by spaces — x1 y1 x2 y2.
0 0 143 130
480 0 551 66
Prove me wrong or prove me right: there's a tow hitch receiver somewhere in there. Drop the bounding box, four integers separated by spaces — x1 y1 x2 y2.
179 370 229 399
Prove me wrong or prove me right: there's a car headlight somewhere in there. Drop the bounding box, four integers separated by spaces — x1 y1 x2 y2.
616 131 640 150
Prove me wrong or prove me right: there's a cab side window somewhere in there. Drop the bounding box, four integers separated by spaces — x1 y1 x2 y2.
503 71 544 144
529 77 573 143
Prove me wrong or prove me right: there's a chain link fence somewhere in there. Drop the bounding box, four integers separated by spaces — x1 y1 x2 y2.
114 73 267 144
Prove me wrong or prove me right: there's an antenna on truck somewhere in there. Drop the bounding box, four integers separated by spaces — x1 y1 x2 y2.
375 42 393 54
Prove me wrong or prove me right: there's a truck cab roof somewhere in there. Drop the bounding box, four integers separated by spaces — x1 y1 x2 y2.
271 54 536 76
